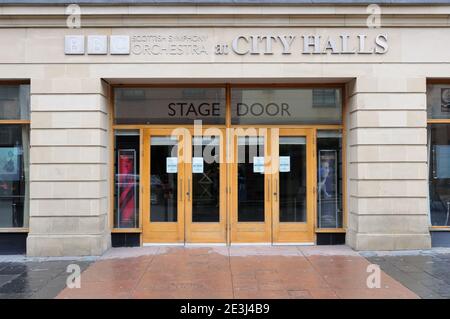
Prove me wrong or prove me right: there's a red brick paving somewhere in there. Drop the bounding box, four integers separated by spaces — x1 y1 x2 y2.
56 246 419 299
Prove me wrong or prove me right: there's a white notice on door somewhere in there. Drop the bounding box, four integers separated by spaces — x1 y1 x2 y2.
253 157 265 173
166 157 178 173
192 157 204 173
279 156 291 172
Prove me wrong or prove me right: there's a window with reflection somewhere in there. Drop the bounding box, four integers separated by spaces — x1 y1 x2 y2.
114 130 140 228
192 136 220 223
317 130 343 228
427 84 450 120
427 84 450 227
279 137 307 222
0 84 30 228
231 88 342 125
150 136 178 222
237 136 265 222
114 87 226 125
428 124 450 226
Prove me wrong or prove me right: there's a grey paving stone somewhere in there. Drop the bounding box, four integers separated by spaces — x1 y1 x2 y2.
0 259 93 298
367 253 450 299
0 292 33 299
0 274 19 288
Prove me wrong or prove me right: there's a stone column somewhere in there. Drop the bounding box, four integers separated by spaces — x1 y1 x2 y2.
27 72 111 256
346 77 431 250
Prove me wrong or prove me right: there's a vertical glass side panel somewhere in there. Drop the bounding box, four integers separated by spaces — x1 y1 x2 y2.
317 130 343 228
428 124 450 226
114 130 140 228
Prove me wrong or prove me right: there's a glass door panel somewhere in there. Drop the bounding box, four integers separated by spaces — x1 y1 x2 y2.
231 133 271 243
142 130 184 243
192 136 220 222
150 137 178 222
272 129 315 243
279 137 307 223
237 136 265 222
186 132 226 243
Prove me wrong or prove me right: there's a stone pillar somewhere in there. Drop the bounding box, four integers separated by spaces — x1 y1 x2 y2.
346 77 431 250
27 73 111 256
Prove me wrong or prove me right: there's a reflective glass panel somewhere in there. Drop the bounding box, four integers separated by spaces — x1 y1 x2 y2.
114 130 140 228
0 85 30 120
231 88 342 125
237 136 265 222
115 87 226 124
279 137 307 222
150 136 178 222
317 130 343 228
0 125 29 228
427 84 450 119
428 124 450 226
192 136 220 222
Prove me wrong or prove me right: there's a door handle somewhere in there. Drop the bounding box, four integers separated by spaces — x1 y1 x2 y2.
187 177 191 201
274 178 278 202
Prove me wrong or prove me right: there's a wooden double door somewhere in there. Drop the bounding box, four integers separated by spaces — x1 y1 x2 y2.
142 128 315 244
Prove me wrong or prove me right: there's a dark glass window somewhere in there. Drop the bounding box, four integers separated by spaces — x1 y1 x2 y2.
0 84 30 229
231 88 342 125
0 125 29 228
427 84 450 119
317 130 343 228
428 124 450 226
0 85 30 120
237 136 265 222
279 137 307 222
192 136 220 223
114 87 226 125
150 136 178 222
114 130 140 228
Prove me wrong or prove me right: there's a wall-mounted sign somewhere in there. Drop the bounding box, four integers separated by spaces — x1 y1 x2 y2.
110 35 131 55
253 156 265 173
65 35 130 55
64 35 85 55
216 34 388 56
65 33 388 57
166 157 178 173
279 156 291 173
192 157 204 173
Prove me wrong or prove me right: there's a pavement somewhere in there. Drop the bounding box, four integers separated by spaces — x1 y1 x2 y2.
0 256 94 299
363 248 450 299
0 245 449 299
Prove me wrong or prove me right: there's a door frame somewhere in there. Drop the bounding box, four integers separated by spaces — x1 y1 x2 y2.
229 127 316 244
142 127 227 244
109 84 347 245
142 128 186 243
230 127 272 243
185 127 227 243
271 128 316 244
